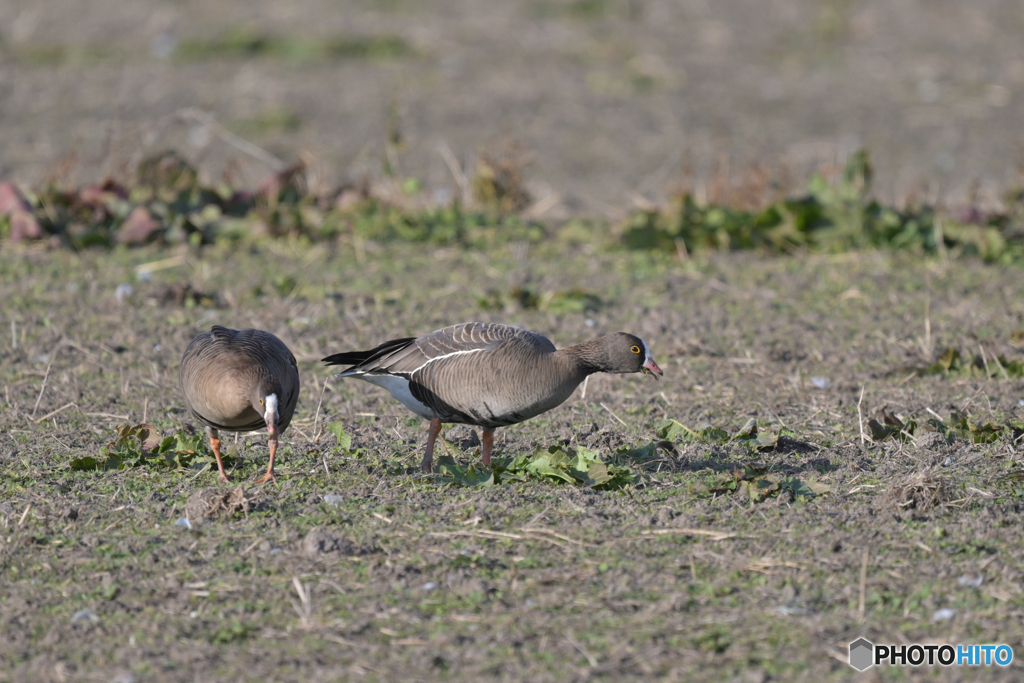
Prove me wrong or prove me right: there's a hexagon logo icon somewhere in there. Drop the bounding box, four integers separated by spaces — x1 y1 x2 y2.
849 638 874 671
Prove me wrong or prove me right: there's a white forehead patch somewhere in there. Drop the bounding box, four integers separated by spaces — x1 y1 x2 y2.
264 393 279 422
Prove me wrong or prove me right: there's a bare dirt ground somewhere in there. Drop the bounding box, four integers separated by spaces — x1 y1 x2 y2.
1 242 1024 681
1 0 1023 216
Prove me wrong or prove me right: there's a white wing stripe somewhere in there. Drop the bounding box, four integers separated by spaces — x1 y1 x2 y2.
332 344 489 378
394 346 488 375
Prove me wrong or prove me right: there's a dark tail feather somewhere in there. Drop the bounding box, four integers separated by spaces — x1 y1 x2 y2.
322 336 417 368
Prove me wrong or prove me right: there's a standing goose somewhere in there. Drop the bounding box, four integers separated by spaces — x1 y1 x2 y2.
322 322 662 472
180 326 300 484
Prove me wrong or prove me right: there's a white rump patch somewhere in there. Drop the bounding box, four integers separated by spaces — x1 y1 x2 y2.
359 374 435 419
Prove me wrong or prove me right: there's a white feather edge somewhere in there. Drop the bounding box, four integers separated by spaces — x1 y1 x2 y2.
335 346 487 377
334 347 490 420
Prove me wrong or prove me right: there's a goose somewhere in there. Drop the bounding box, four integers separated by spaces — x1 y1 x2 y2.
322 322 662 472
179 326 300 483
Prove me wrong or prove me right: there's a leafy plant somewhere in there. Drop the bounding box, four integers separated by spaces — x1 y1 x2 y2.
655 417 785 452
436 444 636 489
867 410 919 443
946 412 1020 445
622 149 1024 263
70 423 218 472
696 464 830 502
867 409 1023 445
917 347 1024 379
8 143 1024 265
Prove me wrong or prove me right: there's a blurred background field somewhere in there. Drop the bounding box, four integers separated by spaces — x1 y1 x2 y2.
1 0 1023 217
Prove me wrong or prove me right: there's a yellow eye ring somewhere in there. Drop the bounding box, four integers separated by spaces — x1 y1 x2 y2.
630 345 641 354
259 399 265 406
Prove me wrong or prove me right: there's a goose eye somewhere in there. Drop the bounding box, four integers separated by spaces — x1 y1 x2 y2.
630 345 640 354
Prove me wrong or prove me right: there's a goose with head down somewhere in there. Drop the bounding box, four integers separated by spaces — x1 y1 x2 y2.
180 326 299 483
322 322 662 472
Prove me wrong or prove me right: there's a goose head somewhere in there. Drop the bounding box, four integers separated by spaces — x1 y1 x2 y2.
589 333 663 379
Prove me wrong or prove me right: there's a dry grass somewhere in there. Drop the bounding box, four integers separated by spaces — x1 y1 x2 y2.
881 470 957 512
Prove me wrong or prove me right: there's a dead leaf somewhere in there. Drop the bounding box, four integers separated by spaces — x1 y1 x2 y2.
117 206 162 244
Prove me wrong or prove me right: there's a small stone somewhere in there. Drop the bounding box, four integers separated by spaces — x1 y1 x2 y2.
914 431 953 449
71 608 99 624
933 608 956 622
774 605 806 616
174 517 192 530
302 528 338 557
323 494 344 506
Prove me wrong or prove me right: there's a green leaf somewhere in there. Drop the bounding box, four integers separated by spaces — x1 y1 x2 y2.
69 424 215 473
327 421 352 450
577 461 614 488
701 465 828 502
435 455 494 487
868 410 915 442
571 445 603 467
523 450 575 483
732 418 758 439
731 419 780 451
654 419 694 441
487 444 637 490
70 456 99 471
615 441 658 461
781 477 815 499
803 480 832 495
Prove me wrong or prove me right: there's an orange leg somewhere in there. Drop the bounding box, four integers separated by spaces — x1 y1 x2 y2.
482 429 494 467
421 418 443 473
254 433 278 485
208 429 229 482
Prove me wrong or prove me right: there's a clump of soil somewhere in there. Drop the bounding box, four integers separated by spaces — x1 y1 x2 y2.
301 528 377 558
184 486 255 522
160 282 221 307
445 425 480 450
882 471 956 512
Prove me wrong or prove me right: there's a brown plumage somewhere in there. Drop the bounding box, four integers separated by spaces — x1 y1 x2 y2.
180 326 299 483
323 322 662 471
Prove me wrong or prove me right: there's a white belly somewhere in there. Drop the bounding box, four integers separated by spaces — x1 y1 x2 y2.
358 374 435 419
